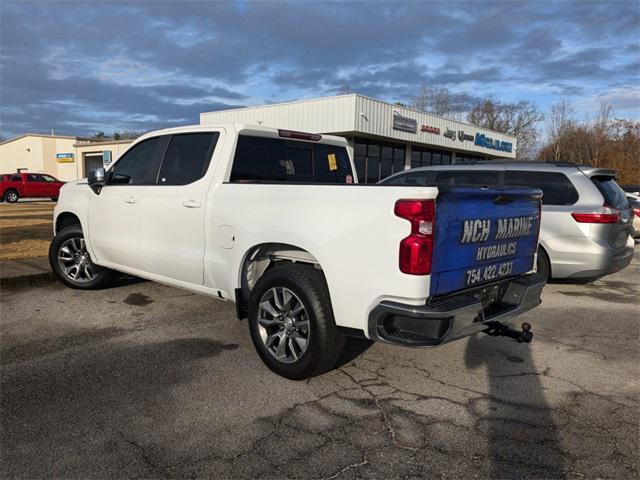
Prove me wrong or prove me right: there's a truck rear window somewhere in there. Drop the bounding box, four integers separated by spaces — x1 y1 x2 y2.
230 136 353 184
591 176 629 209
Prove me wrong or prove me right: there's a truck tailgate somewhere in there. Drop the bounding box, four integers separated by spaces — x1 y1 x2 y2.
430 186 542 297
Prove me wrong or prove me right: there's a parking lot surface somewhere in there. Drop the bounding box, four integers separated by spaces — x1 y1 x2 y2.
1 251 638 479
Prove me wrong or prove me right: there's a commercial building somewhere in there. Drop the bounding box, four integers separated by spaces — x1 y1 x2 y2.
72 139 133 179
0 134 133 181
201 94 517 183
2 94 517 184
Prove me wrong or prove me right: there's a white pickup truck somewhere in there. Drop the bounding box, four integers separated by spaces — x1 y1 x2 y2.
50 125 545 379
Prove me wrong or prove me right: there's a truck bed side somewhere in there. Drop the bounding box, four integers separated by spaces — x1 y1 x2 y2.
206 183 439 331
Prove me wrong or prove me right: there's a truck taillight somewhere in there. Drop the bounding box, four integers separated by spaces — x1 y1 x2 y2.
394 199 435 275
634 208 640 218
571 205 620 224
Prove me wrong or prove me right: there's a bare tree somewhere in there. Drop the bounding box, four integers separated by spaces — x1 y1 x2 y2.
547 99 575 161
539 115 639 184
467 97 543 159
410 85 473 121
411 84 430 112
586 103 613 167
113 130 141 140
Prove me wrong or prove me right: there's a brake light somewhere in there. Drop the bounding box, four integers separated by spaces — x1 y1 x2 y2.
571 205 620 224
394 199 435 275
278 129 322 141
634 209 640 218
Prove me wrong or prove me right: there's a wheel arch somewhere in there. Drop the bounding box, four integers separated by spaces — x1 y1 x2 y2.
537 243 552 278
236 242 323 319
55 212 82 235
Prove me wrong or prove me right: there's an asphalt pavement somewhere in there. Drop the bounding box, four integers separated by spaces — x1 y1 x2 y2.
1 251 638 479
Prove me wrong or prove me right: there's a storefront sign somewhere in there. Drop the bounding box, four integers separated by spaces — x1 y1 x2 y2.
420 125 440 134
393 113 417 133
56 153 74 163
458 131 474 142
475 133 513 153
443 129 456 140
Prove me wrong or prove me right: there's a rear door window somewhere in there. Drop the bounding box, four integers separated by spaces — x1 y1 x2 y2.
505 171 578 205
590 176 629 209
157 132 219 185
434 170 501 186
230 136 353 184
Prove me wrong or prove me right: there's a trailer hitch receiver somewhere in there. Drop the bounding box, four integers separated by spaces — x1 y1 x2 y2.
484 321 533 343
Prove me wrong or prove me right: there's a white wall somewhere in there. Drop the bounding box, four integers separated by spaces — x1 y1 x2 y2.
0 136 45 173
52 138 78 181
201 94 357 134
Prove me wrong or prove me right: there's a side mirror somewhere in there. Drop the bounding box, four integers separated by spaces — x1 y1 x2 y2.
88 168 105 194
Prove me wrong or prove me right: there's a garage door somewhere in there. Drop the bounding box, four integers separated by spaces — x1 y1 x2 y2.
84 154 103 177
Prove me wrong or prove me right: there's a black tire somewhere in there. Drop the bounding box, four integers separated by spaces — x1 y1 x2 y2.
248 264 344 380
4 190 19 203
536 247 551 280
49 225 114 289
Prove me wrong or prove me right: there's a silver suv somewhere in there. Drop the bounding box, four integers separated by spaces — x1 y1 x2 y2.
382 162 635 280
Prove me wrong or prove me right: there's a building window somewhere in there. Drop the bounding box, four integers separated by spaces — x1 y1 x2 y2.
354 138 405 183
410 146 452 168
456 153 487 164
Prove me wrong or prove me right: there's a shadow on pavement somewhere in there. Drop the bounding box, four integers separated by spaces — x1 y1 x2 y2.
465 335 566 478
334 337 374 369
110 274 148 289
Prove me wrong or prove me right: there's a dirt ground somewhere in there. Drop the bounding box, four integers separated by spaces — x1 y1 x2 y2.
0 202 55 260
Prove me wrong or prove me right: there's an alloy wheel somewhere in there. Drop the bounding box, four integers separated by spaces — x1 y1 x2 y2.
57 237 98 283
257 286 310 364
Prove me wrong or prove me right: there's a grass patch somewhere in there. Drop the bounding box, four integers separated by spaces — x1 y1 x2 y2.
0 203 54 260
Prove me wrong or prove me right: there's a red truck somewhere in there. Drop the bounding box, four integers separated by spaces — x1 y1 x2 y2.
0 173 65 203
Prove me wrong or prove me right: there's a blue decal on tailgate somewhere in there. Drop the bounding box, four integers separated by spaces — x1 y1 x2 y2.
430 187 541 297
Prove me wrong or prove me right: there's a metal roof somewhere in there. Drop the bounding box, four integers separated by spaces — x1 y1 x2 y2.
0 133 78 145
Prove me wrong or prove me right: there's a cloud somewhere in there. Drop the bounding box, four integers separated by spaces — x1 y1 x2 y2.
1 0 638 138
597 88 640 112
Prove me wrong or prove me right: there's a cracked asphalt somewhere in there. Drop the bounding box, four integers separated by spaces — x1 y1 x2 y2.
1 250 638 479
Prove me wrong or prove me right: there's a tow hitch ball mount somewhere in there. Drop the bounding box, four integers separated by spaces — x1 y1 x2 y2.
484 321 533 344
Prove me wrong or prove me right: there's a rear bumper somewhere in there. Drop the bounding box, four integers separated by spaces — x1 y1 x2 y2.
368 273 546 347
563 238 634 279
544 235 634 279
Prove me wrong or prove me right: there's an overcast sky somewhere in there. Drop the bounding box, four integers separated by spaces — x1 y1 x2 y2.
1 0 639 139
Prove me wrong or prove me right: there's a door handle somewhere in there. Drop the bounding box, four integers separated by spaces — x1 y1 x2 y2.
182 199 201 209
125 196 137 204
